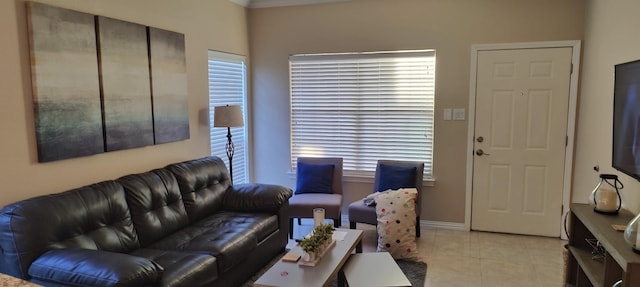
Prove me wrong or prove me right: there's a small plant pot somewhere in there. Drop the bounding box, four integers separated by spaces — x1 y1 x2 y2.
303 252 316 262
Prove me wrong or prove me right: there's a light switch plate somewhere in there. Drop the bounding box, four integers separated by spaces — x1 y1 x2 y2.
444 109 452 121
453 108 465 120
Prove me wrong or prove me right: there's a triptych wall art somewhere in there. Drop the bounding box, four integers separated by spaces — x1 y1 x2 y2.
27 1 189 162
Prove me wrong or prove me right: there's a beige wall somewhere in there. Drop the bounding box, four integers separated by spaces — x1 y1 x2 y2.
0 0 249 207
249 0 585 224
574 0 640 213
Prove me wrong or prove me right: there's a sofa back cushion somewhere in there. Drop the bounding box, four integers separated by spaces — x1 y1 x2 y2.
0 181 138 278
166 156 230 222
118 169 189 247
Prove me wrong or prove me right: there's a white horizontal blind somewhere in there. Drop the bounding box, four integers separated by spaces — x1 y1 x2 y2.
208 51 248 184
290 51 435 177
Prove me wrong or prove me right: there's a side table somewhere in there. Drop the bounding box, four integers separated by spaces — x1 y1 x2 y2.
339 252 411 287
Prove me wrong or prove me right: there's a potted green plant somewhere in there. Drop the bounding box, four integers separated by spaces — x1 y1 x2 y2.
300 223 335 262
300 236 320 261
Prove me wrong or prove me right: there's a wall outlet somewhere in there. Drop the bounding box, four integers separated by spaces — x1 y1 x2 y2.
453 108 465 120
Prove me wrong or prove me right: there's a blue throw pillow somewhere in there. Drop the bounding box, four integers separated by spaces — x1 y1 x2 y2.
376 164 417 192
295 162 334 194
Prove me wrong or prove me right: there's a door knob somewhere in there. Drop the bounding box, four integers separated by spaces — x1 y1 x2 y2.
476 149 490 156
476 136 484 143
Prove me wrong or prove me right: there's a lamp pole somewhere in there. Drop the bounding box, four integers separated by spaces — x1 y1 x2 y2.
214 104 244 186
225 126 235 185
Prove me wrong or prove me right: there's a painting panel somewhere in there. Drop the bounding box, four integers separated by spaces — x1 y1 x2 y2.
27 2 104 162
149 27 190 144
98 16 154 151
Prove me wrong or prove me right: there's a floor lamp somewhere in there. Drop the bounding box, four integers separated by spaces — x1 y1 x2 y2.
214 105 244 185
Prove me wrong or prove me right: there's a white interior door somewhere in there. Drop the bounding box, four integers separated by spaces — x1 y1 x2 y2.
471 47 572 237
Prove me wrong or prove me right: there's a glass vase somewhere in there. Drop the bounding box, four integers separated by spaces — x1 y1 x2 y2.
313 208 325 227
624 212 640 254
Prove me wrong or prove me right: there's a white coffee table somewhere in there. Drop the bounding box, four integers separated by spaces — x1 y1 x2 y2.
339 252 411 287
254 228 363 287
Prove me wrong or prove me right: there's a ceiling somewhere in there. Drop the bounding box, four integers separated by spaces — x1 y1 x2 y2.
230 0 350 8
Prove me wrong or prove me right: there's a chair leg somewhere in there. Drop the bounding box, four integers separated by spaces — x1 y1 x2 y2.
289 218 294 239
297 218 302 225
416 216 421 237
350 221 356 229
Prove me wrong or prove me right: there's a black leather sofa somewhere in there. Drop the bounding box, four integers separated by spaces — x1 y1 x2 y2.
0 156 292 287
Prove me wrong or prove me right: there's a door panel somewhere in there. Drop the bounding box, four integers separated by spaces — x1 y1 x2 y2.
523 165 546 214
488 164 510 211
472 47 572 237
491 91 514 148
526 90 551 149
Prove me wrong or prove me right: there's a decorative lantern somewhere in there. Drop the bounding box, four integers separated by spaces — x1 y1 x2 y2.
588 174 623 215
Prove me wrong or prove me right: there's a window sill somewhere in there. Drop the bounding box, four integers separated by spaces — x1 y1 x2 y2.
287 171 436 187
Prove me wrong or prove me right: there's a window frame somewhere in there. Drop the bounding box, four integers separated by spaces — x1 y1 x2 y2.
289 50 436 182
207 50 250 184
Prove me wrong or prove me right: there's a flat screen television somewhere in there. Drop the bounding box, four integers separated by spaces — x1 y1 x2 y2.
613 59 640 180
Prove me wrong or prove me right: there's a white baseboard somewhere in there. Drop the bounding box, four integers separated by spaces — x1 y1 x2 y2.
419 220 467 231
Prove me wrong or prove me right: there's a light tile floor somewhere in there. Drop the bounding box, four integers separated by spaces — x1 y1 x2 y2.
290 219 566 287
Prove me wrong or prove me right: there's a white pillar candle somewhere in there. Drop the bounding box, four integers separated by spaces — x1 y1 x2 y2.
595 188 618 212
313 208 325 227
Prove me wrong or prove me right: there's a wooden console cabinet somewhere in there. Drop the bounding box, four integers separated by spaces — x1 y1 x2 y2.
567 203 640 287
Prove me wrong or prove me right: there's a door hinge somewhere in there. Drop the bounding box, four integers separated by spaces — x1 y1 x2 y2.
566 136 568 147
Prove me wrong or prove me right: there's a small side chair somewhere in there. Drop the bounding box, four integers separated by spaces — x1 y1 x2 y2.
347 160 424 237
288 157 343 239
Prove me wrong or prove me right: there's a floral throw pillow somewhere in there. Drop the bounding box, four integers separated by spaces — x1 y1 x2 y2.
375 188 422 261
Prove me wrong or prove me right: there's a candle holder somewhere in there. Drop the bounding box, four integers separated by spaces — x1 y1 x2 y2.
313 208 325 227
624 212 640 254
589 174 623 215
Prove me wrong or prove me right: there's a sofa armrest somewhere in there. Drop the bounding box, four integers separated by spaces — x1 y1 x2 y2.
223 184 293 213
28 249 163 287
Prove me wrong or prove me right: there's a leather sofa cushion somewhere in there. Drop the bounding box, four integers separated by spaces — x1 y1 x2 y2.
192 211 278 243
131 249 218 287
0 180 139 278
28 248 162 287
223 183 294 213
166 157 229 222
119 169 189 247
148 211 275 272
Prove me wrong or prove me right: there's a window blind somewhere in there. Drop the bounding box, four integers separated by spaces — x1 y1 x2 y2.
289 51 435 177
208 50 248 184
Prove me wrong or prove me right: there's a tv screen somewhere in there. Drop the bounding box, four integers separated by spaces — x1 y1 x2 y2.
613 59 640 180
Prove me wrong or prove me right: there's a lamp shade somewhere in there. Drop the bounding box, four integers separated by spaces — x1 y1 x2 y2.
214 105 244 128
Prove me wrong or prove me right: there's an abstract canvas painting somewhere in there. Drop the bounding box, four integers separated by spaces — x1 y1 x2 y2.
27 2 104 162
27 2 189 162
98 16 154 151
150 27 190 144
